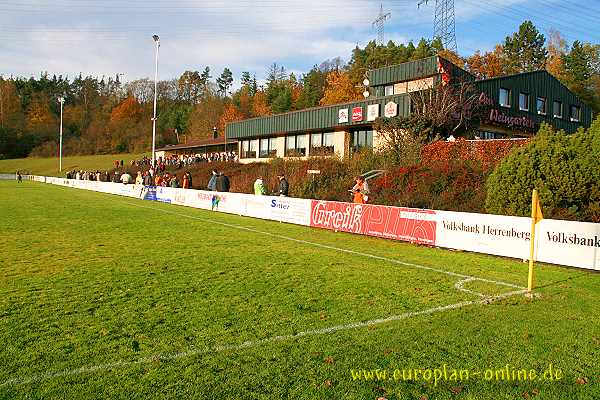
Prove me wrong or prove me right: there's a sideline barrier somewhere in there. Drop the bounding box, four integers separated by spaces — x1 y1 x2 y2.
25 175 600 271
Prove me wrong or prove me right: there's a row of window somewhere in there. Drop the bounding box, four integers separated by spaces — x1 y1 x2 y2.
240 132 336 159
498 88 581 122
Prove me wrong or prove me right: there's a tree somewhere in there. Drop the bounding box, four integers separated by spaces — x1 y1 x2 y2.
295 65 328 110
216 68 234 96
319 70 362 106
252 90 271 117
466 45 505 79
177 71 203 104
502 21 547 74
217 102 245 133
546 30 568 80
563 41 600 112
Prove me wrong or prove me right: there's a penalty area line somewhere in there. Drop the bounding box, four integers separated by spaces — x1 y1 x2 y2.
1 289 527 387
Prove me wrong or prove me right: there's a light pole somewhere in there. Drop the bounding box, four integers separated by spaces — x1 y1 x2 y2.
58 96 65 172
151 34 160 167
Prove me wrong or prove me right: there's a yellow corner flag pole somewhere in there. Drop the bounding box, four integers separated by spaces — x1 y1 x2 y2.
528 189 544 294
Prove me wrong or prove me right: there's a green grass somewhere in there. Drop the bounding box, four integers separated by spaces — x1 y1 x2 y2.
0 153 146 176
0 180 598 399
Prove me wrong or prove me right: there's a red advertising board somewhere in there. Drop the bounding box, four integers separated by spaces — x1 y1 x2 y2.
310 200 437 244
351 107 363 122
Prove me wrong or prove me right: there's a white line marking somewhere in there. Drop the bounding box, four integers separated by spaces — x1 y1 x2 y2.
124 201 526 291
1 289 527 387
2 186 529 386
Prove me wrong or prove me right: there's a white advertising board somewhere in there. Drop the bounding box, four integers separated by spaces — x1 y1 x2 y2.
30 175 600 271
537 219 600 271
435 210 533 260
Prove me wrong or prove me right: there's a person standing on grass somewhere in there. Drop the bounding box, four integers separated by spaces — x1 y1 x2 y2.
350 176 369 204
276 174 288 196
216 172 230 192
16 171 22 183
254 176 267 195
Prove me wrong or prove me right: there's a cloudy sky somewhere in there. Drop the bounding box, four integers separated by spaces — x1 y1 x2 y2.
0 0 598 84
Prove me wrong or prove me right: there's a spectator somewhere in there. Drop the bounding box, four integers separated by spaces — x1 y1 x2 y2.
170 174 179 188
120 171 132 185
112 171 120 183
254 176 267 195
154 174 162 187
143 171 153 186
182 172 190 189
185 171 193 188
276 174 288 196
216 172 230 192
135 171 143 185
207 170 218 191
350 176 369 204
104 171 110 182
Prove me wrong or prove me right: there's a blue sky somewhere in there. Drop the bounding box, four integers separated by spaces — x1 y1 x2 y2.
0 0 598 85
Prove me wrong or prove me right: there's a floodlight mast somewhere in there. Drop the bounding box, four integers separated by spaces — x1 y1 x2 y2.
151 35 160 167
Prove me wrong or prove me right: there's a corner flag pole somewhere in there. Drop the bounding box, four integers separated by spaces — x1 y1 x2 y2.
527 189 543 294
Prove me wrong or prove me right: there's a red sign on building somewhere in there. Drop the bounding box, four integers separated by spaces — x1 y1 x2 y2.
351 107 363 122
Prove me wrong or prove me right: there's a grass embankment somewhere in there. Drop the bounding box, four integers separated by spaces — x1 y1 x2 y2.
0 181 598 399
0 153 146 177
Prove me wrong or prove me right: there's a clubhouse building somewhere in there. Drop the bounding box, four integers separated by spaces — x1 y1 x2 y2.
225 55 592 163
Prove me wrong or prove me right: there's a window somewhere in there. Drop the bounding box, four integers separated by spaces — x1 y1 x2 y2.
536 97 547 115
310 132 335 155
240 139 257 159
351 130 374 152
519 93 529 111
285 134 308 157
259 137 277 158
553 101 563 119
499 88 511 107
385 85 394 96
570 105 581 122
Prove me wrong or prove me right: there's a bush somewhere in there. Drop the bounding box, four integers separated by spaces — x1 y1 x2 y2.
371 160 490 212
485 119 600 222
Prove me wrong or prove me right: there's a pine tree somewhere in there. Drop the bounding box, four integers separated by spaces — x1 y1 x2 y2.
503 21 547 74
216 68 234 96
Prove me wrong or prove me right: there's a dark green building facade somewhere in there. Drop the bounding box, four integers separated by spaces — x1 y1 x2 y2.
226 56 592 162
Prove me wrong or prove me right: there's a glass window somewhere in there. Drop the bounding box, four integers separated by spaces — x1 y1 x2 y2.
519 93 529 111
296 134 307 156
536 97 547 115
553 101 563 118
259 137 277 158
285 135 296 156
310 132 335 156
247 139 257 158
351 130 374 152
268 137 277 157
499 88 511 107
385 85 394 96
241 140 249 158
570 105 581 122
310 133 322 149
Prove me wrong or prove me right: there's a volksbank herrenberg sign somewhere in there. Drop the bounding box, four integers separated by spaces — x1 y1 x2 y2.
28 176 600 271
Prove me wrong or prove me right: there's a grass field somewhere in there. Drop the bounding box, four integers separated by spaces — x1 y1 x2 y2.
0 180 598 399
0 153 145 177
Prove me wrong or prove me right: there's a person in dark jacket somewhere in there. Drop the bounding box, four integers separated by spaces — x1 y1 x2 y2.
276 174 289 196
215 172 230 192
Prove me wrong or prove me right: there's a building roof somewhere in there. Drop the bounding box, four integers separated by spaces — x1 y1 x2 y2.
156 137 237 152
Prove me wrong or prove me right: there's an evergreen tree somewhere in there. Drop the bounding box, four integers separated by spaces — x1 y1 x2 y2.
503 20 547 74
216 68 234 96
